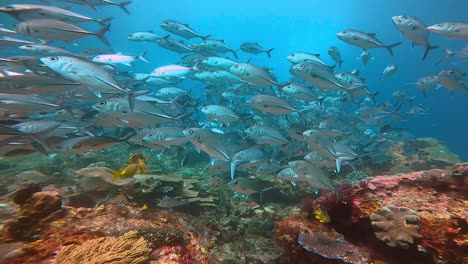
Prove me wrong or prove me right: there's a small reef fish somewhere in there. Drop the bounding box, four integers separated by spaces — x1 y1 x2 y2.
128 153 149 174
111 163 139 181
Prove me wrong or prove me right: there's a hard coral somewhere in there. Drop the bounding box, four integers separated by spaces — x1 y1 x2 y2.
2 186 66 241
298 231 367 264
55 230 151 264
370 205 422 249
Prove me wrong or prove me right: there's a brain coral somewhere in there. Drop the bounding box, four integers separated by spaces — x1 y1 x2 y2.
370 205 423 249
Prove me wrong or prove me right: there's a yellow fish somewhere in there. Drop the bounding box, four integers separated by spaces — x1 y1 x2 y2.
128 153 149 174
314 207 331 223
141 204 148 210
111 163 139 181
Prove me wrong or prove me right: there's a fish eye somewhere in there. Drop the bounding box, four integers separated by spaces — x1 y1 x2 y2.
292 162 299 167
448 70 455 75
4 5 14 10
99 101 106 105
300 64 305 69
401 15 407 20
139 35 144 38
236 156 242 160
291 53 295 57
50 57 58 61
188 129 193 135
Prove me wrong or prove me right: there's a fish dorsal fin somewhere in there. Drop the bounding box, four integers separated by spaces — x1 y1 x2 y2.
368 33 376 37
220 40 225 43
314 54 320 57
184 23 189 26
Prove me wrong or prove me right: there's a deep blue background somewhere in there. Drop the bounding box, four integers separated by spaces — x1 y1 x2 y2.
1 0 467 160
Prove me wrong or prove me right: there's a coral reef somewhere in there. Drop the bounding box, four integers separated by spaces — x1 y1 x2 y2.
275 165 467 264
298 231 367 264
370 205 422 248
55 230 151 264
1 185 66 241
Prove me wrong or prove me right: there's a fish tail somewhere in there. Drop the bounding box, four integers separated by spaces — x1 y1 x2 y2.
370 91 380 104
98 17 113 26
95 24 111 47
201 34 212 40
111 170 121 181
231 50 238 59
423 44 439 60
385 42 401 56
138 51 149 63
266 48 274 58
119 0 132 14
436 48 453 65
318 96 327 108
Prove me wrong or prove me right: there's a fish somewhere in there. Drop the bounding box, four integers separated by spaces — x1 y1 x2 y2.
379 64 398 80
128 31 164 42
18 44 75 56
16 19 111 47
288 160 336 192
92 51 149 66
142 127 190 147
240 43 274 58
392 15 439 60
0 36 35 49
157 196 188 208
230 148 267 179
290 62 360 91
357 50 374 66
183 128 232 162
438 69 467 92
247 95 298 115
228 177 273 201
336 30 401 55
160 20 210 40
151 64 197 78
199 39 238 59
201 56 237 69
427 22 468 40
245 125 289 145
128 153 149 174
281 83 325 105
156 35 194 53
201 105 241 125
0 4 112 25
39 56 131 98
287 52 332 68
327 46 344 69
229 63 277 86
50 0 132 14
111 163 139 181
436 46 468 65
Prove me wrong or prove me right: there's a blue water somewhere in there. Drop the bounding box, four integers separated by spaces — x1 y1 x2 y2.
2 0 467 160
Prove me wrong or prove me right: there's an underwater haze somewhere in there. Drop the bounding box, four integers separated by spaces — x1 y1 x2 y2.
0 0 467 263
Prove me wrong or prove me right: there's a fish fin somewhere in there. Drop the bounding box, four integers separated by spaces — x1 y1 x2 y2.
335 158 342 173
384 42 401 56
231 50 238 59
230 162 236 180
98 17 113 26
266 48 274 58
95 24 111 47
436 48 453 65
138 51 149 63
111 170 121 181
201 34 211 40
338 60 343 69
89 89 102 98
423 44 439 60
82 0 97 11
367 33 376 37
118 0 132 14
290 181 297 186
